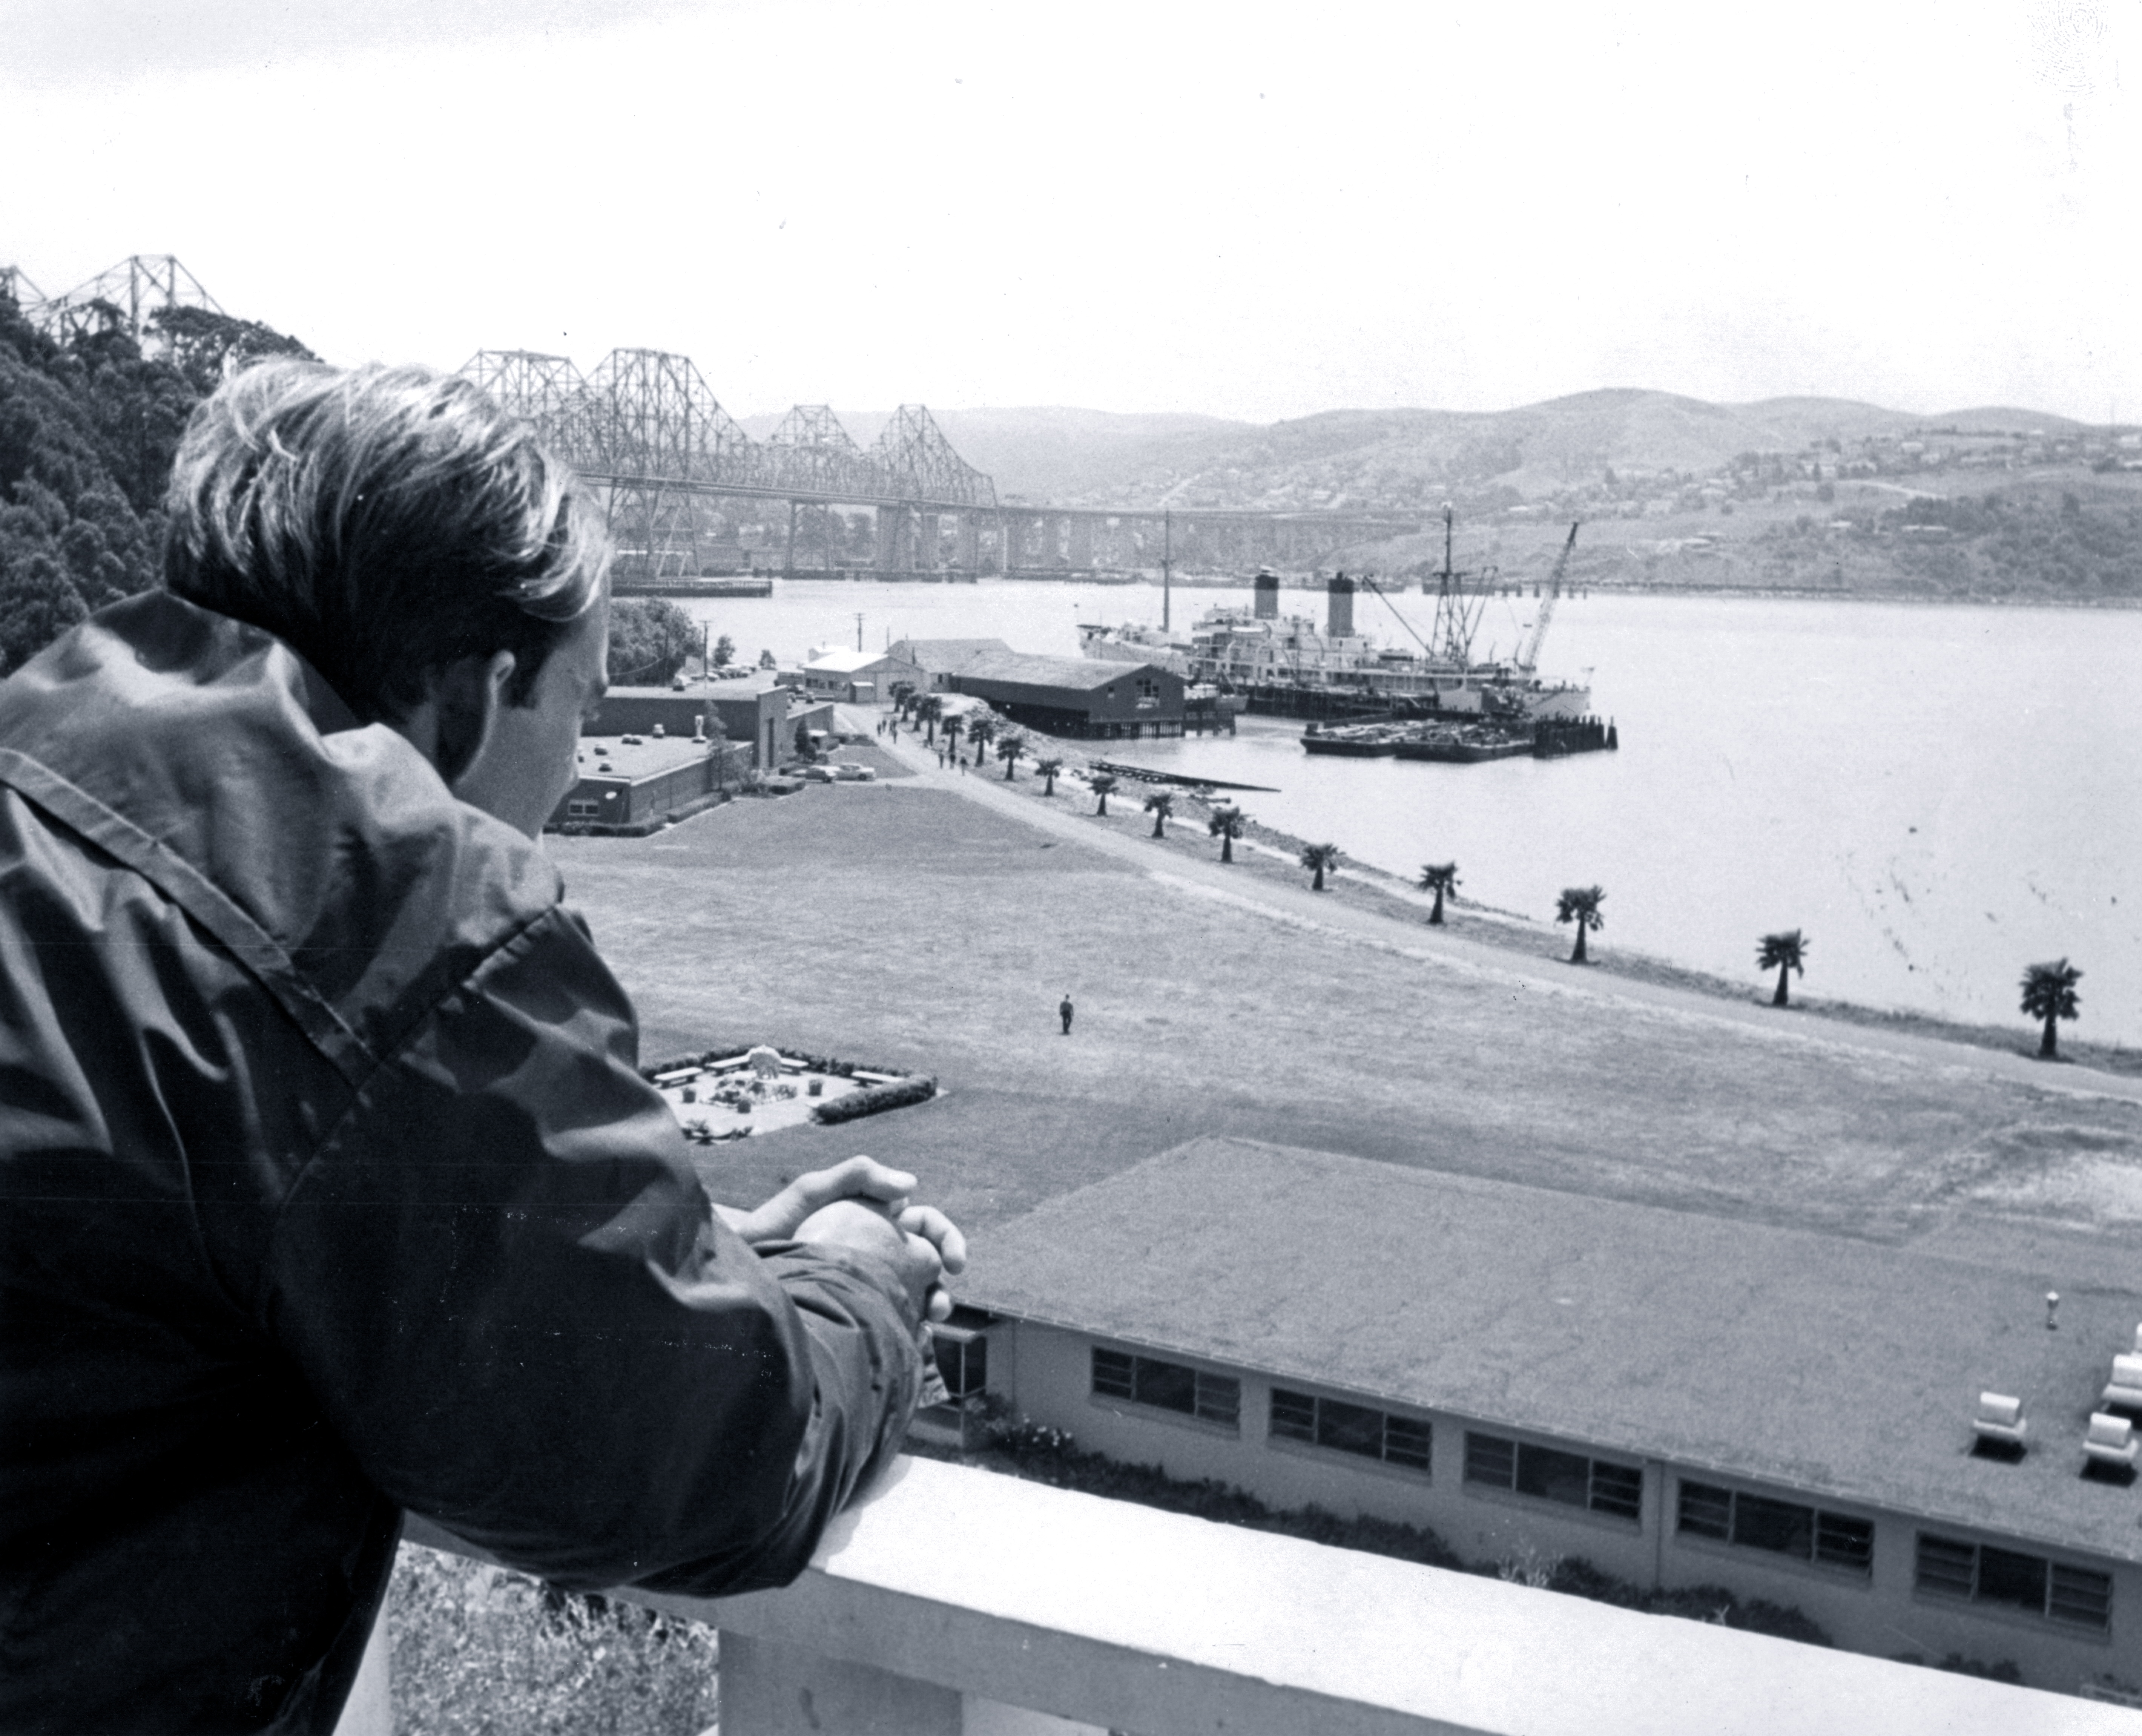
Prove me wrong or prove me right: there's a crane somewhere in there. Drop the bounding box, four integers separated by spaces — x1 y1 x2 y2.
1516 521 1579 674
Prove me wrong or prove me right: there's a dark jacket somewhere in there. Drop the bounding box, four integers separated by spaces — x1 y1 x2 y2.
0 593 924 1733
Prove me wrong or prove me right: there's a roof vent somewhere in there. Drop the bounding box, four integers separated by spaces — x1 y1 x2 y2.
2084 1412 2138 1480
1971 1392 2027 1460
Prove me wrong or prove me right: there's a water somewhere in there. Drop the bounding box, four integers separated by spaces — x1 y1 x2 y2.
675 581 2142 1044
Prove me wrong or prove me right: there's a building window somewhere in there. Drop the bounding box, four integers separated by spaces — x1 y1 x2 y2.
1464 1431 1642 1521
1914 1533 2112 1632
1269 1389 1431 1473
566 799 599 818
1091 1347 1239 1429
930 1323 987 1399
1677 1480 1873 1575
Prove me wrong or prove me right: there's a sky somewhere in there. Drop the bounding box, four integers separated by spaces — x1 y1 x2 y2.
2 0 2135 426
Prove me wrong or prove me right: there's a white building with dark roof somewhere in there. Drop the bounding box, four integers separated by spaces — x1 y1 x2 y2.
958 1138 2142 1693
944 651 1186 739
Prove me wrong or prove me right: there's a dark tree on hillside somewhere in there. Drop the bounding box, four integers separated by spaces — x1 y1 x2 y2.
1555 885 1605 963
1208 804 1246 863
2019 958 2082 1060
1757 929 1808 1007
1300 842 1340 891
606 598 698 686
1144 791 1174 838
1417 862 1459 925
997 733 1024 780
1035 756 1064 796
148 305 317 397
1090 772 1117 816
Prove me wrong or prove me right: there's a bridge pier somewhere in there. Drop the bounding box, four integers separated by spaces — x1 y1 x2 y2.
1068 515 1093 570
917 512 939 573
956 515 979 573
874 504 905 573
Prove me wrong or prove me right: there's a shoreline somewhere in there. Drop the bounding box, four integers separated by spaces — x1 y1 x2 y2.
890 716 2142 1082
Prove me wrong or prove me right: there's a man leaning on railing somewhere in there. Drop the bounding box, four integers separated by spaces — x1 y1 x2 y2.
0 361 964 1734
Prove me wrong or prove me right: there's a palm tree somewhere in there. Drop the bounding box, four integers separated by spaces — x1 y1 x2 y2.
2019 958 2082 1059
1208 804 1247 863
1144 791 1175 838
1417 862 1460 926
968 717 996 765
997 734 1025 780
1756 929 1808 1007
1091 772 1117 816
941 714 963 758
1036 756 1064 796
920 695 941 742
1555 885 1605 963
1300 842 1340 891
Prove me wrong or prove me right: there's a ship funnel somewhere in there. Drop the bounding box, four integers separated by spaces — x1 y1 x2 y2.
1326 574 1356 638
1254 568 1280 620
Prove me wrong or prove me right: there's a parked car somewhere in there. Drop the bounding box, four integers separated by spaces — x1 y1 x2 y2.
832 762 876 782
797 765 836 783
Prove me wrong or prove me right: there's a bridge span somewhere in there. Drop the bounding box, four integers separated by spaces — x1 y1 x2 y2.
463 347 1423 581
0 256 1423 581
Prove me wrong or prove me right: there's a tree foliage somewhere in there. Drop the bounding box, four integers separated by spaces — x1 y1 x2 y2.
1300 842 1341 891
2019 957 2082 1059
1208 804 1247 863
606 597 698 686
0 287 312 676
1756 929 1808 1006
1417 861 1460 925
1555 885 1606 963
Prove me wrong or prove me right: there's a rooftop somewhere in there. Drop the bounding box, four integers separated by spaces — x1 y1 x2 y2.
967 1137 2142 1565
571 733 717 782
804 648 910 674
886 637 1013 672
956 651 1169 692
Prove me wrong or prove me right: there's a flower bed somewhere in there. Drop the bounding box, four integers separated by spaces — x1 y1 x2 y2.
640 1045 937 1143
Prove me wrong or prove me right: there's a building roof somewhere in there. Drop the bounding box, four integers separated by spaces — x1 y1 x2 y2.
956 652 1171 693
966 1138 2142 1566
803 648 912 675
887 638 1013 673
569 733 716 782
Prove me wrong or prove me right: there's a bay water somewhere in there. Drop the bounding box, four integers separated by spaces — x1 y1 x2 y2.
675 581 2142 1046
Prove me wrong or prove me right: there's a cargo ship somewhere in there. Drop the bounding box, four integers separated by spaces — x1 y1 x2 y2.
1077 513 1590 724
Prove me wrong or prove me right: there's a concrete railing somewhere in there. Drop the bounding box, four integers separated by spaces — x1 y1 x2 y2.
376 1455 2131 1736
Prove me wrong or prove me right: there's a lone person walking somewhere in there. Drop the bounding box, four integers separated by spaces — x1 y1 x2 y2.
1059 994 1075 1036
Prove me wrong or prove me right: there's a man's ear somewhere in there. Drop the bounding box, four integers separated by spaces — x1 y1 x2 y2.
432 651 517 788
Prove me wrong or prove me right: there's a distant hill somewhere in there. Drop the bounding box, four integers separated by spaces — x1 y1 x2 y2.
723 389 2142 601
741 390 2105 516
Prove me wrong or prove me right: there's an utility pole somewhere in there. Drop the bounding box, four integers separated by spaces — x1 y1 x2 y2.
856 612 865 652
1162 508 1172 632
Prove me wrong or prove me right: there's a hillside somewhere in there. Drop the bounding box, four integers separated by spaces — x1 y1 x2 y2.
740 390 2136 601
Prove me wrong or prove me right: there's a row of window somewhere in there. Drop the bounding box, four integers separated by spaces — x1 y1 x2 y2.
1463 1431 1643 1520
1677 1480 1873 1575
1084 1348 2115 1633
1915 1535 2112 1632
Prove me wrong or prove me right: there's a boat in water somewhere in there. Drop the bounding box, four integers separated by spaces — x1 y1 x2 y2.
1077 512 1591 723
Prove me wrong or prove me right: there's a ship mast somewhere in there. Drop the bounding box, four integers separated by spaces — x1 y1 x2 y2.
1429 504 1489 665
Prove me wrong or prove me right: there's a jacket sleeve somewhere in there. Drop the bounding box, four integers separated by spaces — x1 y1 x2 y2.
260 903 926 1596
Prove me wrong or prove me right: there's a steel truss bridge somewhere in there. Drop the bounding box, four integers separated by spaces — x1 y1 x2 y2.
464 348 1423 581
0 257 1421 578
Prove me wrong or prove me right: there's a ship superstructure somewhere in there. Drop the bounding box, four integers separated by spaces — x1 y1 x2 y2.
1077 518 1591 723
